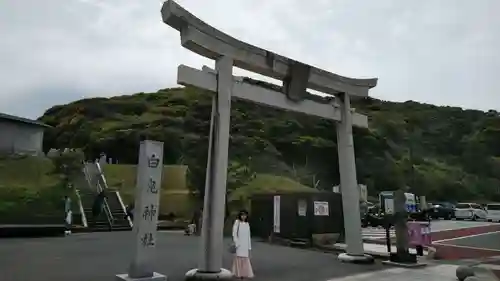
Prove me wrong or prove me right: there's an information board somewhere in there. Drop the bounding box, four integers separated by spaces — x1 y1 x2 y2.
313 201 329 216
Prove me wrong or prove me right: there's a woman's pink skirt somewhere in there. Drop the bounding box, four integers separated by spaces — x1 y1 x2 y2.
232 256 254 278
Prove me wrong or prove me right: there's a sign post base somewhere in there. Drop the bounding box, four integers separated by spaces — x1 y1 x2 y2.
338 253 374 264
185 268 233 281
116 272 167 281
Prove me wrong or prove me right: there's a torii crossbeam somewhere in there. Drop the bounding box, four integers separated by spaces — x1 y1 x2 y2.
161 1 378 280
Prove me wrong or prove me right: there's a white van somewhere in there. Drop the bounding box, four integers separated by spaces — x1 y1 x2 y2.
455 203 487 220
486 203 500 222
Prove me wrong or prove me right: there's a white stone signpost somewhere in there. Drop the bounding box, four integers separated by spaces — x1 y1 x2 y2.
161 1 378 278
116 140 166 281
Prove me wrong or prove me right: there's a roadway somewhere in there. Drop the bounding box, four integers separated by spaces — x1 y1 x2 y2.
0 231 385 281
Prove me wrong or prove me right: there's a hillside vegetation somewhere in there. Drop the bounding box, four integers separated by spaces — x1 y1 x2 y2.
39 86 500 202
0 156 195 219
0 156 64 219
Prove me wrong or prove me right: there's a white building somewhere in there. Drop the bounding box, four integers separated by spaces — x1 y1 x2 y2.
0 112 50 155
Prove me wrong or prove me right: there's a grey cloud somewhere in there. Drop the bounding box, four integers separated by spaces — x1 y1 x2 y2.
0 0 499 119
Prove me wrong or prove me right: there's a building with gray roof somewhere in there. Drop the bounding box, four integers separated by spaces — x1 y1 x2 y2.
0 112 51 155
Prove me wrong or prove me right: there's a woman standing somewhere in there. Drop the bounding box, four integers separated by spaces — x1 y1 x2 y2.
64 196 72 235
232 210 254 279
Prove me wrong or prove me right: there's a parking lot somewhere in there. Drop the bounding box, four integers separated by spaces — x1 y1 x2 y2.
429 220 497 232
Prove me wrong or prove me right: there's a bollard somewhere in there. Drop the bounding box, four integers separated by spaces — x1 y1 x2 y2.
415 245 424 256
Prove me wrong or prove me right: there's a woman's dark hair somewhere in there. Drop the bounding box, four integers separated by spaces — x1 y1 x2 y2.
237 210 249 222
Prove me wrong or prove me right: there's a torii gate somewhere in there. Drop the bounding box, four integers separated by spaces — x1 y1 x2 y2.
161 1 378 280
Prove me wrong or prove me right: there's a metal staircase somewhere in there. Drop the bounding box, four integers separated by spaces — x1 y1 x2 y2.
79 161 132 231
106 189 133 231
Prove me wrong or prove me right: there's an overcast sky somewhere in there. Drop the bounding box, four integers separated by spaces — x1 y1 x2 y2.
1 0 499 119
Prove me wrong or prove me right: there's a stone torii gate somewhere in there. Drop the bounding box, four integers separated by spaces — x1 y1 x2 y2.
161 1 378 280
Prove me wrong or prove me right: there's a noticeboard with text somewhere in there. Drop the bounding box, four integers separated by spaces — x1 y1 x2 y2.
313 201 329 216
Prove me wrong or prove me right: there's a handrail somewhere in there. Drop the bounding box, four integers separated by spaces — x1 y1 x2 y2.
74 189 88 228
95 162 132 228
95 162 109 189
94 162 114 226
83 162 114 227
114 190 133 228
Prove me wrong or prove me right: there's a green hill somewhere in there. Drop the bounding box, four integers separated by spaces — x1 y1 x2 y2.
38 86 500 202
228 174 318 209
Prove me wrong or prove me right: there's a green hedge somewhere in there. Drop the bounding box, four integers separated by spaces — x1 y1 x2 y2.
0 184 75 223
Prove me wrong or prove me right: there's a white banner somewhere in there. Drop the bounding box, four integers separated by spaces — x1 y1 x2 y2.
384 198 394 214
273 196 280 233
359 184 367 202
297 200 307 216
332 185 340 193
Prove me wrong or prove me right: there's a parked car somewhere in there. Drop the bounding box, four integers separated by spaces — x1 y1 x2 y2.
430 202 455 220
454 203 487 221
486 203 500 222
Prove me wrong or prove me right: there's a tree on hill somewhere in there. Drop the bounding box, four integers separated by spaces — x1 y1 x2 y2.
38 87 500 202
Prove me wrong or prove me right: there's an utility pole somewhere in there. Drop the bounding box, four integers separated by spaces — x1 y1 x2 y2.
405 119 416 194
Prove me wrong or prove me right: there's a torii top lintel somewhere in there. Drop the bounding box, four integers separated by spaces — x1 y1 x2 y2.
161 0 378 98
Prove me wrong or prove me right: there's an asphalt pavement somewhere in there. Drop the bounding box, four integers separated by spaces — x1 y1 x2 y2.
0 231 384 281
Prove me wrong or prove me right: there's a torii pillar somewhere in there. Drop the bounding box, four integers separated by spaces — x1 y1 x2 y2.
336 92 370 262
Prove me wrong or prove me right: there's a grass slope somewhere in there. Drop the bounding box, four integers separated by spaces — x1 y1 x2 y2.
103 164 195 217
0 156 64 220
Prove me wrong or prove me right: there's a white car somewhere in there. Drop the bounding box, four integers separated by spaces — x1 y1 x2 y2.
486 203 500 222
454 203 487 221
